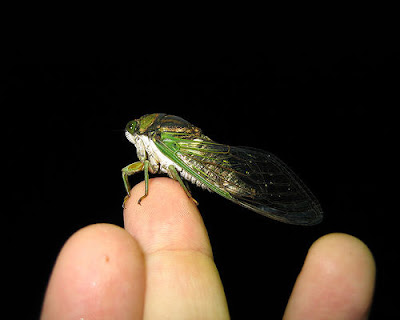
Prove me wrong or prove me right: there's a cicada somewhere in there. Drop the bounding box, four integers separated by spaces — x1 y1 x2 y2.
122 113 323 226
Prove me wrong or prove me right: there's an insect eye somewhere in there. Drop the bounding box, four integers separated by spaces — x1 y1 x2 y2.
125 120 137 134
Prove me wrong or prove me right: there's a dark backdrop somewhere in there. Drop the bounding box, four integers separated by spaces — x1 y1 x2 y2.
5 48 397 318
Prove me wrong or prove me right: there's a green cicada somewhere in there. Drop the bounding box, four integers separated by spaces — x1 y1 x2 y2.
122 113 323 226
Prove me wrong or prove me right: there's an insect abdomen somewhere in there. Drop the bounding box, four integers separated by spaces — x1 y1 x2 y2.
179 169 211 191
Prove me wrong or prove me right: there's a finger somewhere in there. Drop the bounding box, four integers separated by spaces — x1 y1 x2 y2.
41 224 145 320
283 233 376 320
124 177 229 319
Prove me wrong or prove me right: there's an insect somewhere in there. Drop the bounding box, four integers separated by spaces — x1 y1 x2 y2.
122 113 323 226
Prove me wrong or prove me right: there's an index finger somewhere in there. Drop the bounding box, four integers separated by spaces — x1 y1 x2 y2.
124 177 229 319
123 177 212 256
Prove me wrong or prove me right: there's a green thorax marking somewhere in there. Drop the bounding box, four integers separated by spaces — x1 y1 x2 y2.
137 113 203 138
137 113 164 134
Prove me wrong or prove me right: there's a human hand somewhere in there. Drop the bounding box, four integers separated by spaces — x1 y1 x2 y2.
41 178 375 319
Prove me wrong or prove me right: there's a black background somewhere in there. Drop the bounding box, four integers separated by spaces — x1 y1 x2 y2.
5 44 397 318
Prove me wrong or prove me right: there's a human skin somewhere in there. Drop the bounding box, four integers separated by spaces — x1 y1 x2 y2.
41 178 375 319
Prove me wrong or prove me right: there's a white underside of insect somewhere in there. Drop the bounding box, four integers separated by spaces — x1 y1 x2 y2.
125 131 210 190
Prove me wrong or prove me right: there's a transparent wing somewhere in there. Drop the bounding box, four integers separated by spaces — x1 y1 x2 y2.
161 137 323 225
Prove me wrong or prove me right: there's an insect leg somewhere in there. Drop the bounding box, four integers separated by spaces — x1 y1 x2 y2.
121 161 145 207
168 165 199 205
137 160 150 205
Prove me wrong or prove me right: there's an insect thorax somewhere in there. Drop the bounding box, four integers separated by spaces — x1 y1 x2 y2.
131 133 211 191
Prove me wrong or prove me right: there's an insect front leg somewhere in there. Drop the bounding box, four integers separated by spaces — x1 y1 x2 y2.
137 160 150 205
168 165 199 205
121 161 147 207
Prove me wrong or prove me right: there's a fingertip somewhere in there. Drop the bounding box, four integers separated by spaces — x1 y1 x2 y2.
124 177 198 215
123 177 212 257
309 233 376 276
41 224 145 320
284 233 376 320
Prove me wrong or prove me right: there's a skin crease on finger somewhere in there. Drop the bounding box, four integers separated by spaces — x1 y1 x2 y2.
283 233 376 320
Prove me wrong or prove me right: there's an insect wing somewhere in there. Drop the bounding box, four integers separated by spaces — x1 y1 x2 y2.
158 135 323 225
225 146 323 225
